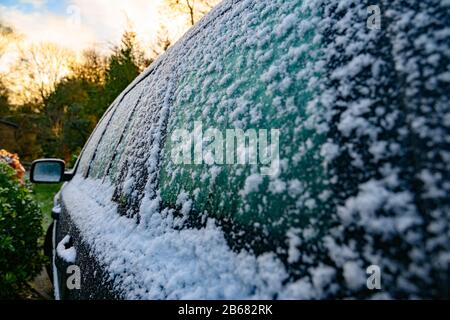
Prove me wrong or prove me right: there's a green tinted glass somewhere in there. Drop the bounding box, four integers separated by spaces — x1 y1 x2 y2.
160 1 329 239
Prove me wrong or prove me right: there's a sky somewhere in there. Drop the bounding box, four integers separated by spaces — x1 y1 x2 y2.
0 0 191 62
0 0 217 104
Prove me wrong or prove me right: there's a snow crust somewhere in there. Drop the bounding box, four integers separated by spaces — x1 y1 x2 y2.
56 235 77 264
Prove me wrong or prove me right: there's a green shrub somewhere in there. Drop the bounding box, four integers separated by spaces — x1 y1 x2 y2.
0 161 44 298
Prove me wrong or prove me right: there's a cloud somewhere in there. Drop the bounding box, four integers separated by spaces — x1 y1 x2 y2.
68 0 189 51
0 0 210 74
1 0 191 56
0 4 98 52
19 0 47 8
69 0 161 49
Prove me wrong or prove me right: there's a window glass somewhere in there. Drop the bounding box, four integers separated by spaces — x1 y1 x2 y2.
88 82 145 180
76 106 115 177
159 0 330 242
105 62 176 218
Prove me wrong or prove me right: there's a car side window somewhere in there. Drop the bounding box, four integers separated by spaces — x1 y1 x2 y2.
107 63 176 218
76 106 115 178
87 82 146 180
159 1 330 251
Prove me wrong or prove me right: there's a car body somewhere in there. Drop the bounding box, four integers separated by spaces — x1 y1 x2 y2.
32 0 450 299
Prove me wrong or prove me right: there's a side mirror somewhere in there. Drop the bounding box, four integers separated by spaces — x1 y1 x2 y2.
30 159 68 184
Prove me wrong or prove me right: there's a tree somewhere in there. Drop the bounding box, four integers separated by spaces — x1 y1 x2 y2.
165 0 218 26
39 30 150 161
151 24 172 59
72 49 108 121
6 43 75 106
0 79 9 117
9 102 44 161
1 24 160 162
71 49 107 85
41 50 108 160
0 21 16 117
104 29 149 107
0 23 13 56
41 78 90 159
0 21 19 58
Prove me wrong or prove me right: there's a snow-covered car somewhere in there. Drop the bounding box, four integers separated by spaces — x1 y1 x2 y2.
30 0 449 299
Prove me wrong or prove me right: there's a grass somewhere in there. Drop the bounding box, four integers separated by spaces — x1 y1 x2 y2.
30 183 61 299
32 183 62 231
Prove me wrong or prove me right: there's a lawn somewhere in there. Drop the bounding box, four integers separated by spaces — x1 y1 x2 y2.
32 184 62 231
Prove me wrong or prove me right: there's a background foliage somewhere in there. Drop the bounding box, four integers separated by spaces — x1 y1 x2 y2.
0 1 219 164
0 161 43 298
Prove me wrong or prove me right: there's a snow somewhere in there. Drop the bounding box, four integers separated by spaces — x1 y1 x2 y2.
61 0 449 299
286 229 301 264
241 173 263 195
274 13 297 37
343 262 366 291
320 141 339 164
56 235 77 264
311 264 336 294
52 205 61 215
268 179 287 194
62 176 290 299
176 191 193 216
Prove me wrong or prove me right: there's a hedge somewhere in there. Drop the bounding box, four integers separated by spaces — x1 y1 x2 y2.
0 161 43 298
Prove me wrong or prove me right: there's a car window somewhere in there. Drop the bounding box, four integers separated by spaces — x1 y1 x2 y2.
159 1 330 251
103 62 177 218
88 82 146 180
76 105 115 177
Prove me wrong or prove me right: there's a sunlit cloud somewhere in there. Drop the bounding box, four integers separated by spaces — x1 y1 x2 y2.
0 4 98 51
0 0 192 61
67 0 160 49
0 0 203 102
0 0 219 99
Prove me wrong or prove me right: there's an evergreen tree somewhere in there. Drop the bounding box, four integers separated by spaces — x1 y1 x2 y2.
104 30 149 108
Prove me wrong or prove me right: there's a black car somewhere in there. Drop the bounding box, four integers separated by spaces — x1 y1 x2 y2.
31 0 450 299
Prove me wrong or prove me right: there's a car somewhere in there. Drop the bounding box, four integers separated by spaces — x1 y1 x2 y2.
31 0 450 299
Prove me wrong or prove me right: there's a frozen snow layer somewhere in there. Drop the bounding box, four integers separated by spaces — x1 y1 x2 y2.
56 235 77 264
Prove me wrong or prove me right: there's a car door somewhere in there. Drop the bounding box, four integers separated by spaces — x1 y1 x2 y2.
53 97 125 299
52 98 117 299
